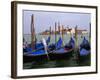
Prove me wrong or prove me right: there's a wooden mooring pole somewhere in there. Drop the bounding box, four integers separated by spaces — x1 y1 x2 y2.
31 14 35 50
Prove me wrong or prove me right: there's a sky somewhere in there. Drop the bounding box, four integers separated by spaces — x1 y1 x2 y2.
23 10 91 34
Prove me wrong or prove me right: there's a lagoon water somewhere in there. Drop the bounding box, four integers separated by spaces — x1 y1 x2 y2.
23 34 90 69
24 34 89 45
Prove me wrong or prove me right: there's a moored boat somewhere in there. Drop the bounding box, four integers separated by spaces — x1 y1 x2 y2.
79 37 90 61
49 37 75 60
23 37 51 63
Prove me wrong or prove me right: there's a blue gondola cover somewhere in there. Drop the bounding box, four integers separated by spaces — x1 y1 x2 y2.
69 37 75 48
46 36 50 45
56 37 62 49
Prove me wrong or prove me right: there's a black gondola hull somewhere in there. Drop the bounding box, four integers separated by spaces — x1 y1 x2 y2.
23 49 74 63
49 49 74 60
79 52 90 62
23 53 49 63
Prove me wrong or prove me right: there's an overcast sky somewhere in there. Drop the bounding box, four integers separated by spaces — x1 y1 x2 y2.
23 10 91 34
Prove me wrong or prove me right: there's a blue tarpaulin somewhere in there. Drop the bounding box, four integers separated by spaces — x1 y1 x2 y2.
56 37 62 49
46 36 50 45
80 48 90 56
31 50 45 55
69 37 75 48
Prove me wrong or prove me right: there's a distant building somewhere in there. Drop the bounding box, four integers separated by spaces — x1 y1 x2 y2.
71 28 88 34
39 30 50 35
39 27 88 35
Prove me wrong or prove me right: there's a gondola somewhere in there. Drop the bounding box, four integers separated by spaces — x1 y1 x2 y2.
23 49 49 62
23 36 51 63
79 37 90 61
49 37 75 60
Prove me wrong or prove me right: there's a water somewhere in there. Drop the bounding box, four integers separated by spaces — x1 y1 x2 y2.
24 34 89 45
23 53 90 69
23 34 90 69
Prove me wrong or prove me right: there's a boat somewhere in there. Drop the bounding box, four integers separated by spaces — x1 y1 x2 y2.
23 50 49 62
79 37 90 61
23 37 50 63
49 37 75 60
